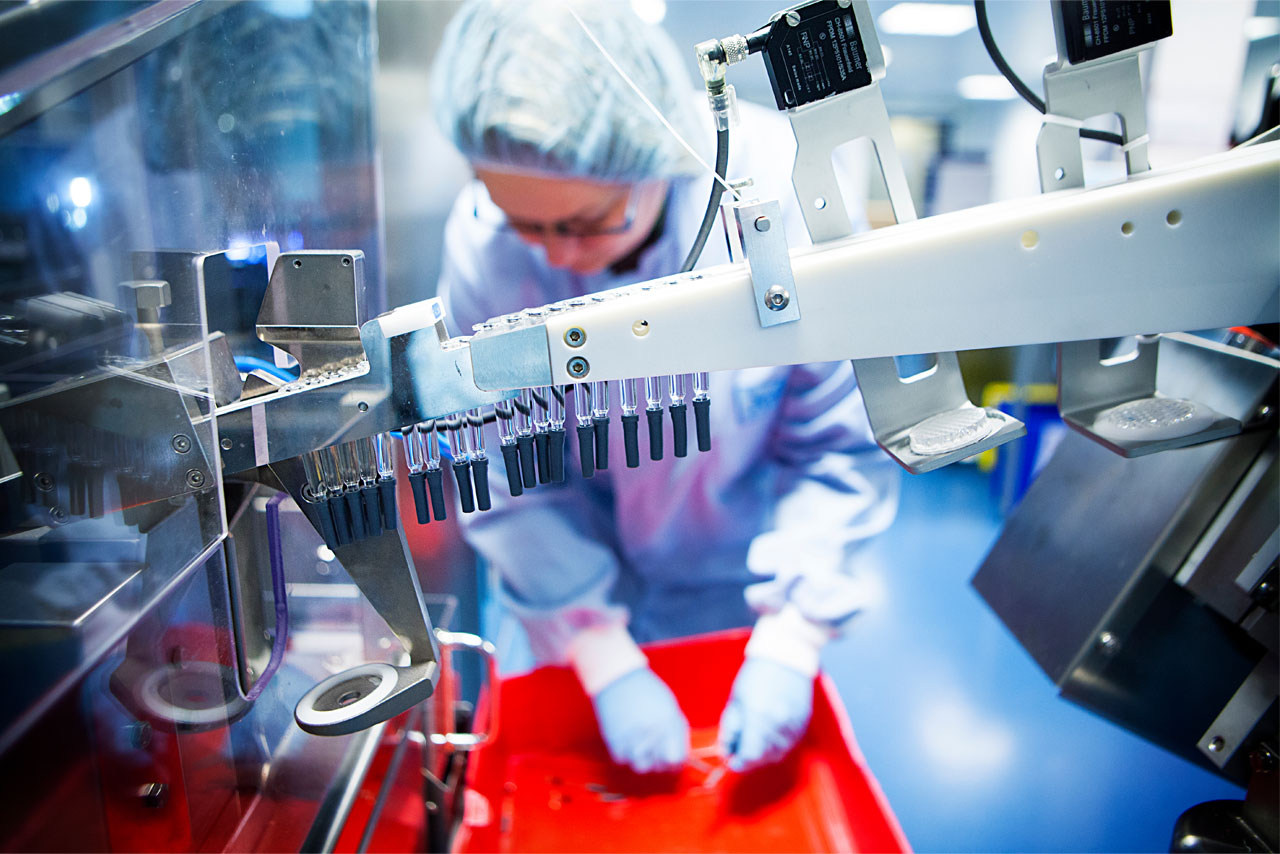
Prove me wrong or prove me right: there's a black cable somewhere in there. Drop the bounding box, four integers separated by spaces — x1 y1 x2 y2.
679 125 730 273
973 1 1124 147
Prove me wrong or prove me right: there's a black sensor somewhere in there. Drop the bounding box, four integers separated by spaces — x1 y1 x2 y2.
760 1 873 111
1054 1 1173 65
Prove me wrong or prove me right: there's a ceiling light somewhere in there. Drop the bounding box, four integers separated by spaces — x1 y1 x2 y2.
878 2 975 37
957 74 1017 100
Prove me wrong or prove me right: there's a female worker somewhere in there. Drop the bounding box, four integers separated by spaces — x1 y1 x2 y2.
431 0 898 775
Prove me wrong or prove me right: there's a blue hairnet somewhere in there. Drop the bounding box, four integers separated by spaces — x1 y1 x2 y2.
431 0 704 182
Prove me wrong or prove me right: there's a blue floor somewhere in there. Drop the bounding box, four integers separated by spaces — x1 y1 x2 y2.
824 465 1243 853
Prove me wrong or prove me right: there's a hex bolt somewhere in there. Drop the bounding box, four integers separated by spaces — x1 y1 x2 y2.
171 434 191 454
185 469 206 489
567 357 590 379
764 286 790 311
564 327 587 348
119 280 171 324
34 472 54 492
754 216 771 233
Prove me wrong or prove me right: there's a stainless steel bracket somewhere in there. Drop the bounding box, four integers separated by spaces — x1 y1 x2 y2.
788 82 916 241
262 460 442 737
787 80 1022 473
1059 333 1278 458
1197 651 1278 768
731 199 800 327
1037 53 1150 193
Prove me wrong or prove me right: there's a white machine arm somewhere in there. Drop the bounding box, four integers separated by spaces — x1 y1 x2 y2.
468 141 1279 390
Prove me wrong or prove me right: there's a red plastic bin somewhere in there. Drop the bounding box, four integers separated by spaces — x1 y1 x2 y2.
454 629 910 853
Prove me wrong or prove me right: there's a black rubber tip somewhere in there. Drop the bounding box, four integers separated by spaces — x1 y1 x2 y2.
576 422 595 478
362 484 383 536
346 490 367 540
548 427 566 483
622 414 640 468
330 491 353 545
426 468 447 521
647 408 664 461
516 435 537 488
379 478 398 530
694 399 712 453
409 471 430 524
535 432 551 484
593 416 610 471
670 403 689 458
473 457 492 511
501 443 523 497
314 497 340 548
453 460 475 513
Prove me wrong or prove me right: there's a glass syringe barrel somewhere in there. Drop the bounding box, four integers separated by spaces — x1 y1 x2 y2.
573 383 595 478
494 399 523 497
421 421 447 521
668 373 689 458
547 385 567 482
645 375 665 461
469 408 492 511
591 381 610 471
533 386 552 484
621 378 641 468
692 372 712 452
514 389 537 489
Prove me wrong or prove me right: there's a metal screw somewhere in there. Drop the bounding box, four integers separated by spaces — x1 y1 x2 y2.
754 216 771 233
50 507 68 523
564 327 586 348
764 286 790 311
34 472 54 492
293 258 303 268
357 401 369 412
171 434 191 454
342 256 352 267
1208 736 1225 753
567 357 590 378
220 437 233 451
837 0 852 7
185 469 206 489
1258 405 1273 420
632 319 650 337
785 10 801 26
1097 631 1120 656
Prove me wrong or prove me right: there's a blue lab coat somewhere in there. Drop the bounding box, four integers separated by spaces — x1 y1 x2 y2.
437 101 899 665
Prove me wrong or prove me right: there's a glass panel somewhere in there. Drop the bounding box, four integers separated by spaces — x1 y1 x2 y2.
0 2 389 848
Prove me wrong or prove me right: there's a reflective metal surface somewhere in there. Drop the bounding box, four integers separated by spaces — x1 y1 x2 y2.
0 2 405 849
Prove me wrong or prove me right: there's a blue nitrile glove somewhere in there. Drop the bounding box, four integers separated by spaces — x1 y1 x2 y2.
592 667 690 773
718 656 814 772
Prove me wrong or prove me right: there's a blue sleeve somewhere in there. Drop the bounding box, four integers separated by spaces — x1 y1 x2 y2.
436 198 628 665
744 359 900 628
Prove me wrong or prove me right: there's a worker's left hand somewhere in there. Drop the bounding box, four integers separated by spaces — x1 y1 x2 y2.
717 656 814 773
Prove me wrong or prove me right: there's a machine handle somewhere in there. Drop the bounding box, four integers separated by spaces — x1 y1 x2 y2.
429 629 499 751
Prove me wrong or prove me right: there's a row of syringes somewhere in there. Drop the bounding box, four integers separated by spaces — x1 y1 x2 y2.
398 373 712 523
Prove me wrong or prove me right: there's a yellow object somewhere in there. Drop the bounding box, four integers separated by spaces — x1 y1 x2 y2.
976 383 1058 472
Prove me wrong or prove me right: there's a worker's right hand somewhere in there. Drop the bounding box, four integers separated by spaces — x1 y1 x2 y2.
591 667 690 773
